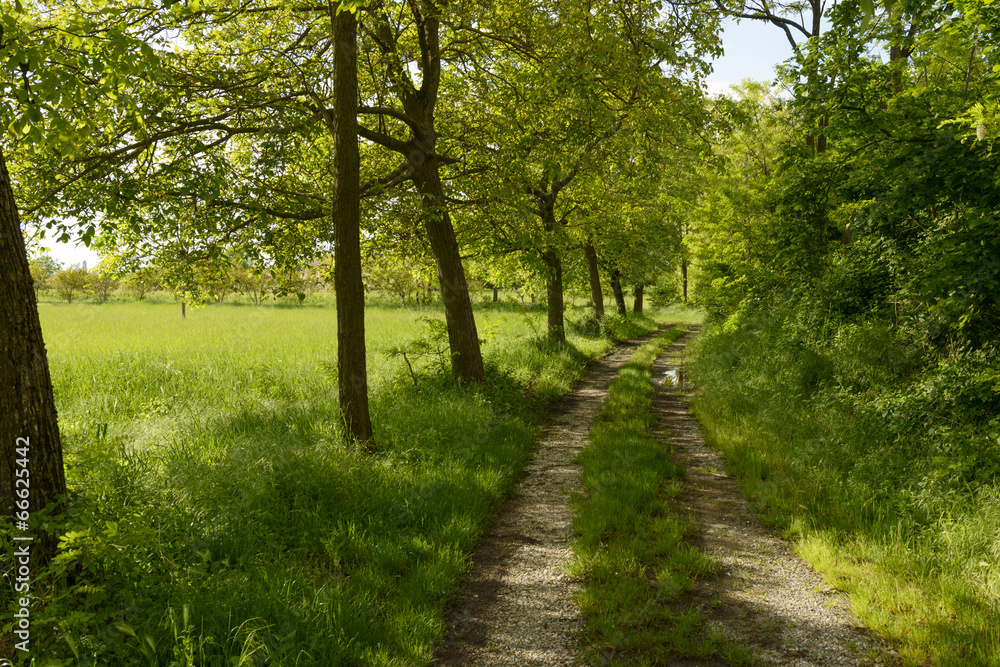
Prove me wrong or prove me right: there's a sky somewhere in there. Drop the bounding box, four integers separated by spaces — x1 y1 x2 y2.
704 17 798 96
38 17 793 270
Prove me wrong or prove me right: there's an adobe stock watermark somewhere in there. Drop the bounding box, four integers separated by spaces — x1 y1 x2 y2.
6 436 34 660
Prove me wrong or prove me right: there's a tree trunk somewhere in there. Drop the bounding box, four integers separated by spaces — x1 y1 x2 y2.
536 199 566 345
181 300 186 318
609 268 627 316
584 241 604 321
411 164 484 385
633 283 644 314
541 249 565 345
0 148 66 561
681 258 688 304
331 8 373 444
358 1 483 386
492 285 498 302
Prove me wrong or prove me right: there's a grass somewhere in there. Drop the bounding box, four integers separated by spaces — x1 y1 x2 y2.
0 300 678 666
570 328 751 665
688 320 1000 666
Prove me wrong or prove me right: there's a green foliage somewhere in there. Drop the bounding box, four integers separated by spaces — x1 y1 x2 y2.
27 253 61 296
88 268 120 303
50 264 91 303
683 10 1000 659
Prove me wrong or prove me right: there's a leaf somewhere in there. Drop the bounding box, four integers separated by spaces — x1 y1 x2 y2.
859 0 874 29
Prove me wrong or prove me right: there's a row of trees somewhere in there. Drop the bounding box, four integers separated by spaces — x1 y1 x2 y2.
2 0 716 535
28 250 674 308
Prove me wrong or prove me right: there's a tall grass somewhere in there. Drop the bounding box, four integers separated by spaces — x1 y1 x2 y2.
1 301 670 665
688 317 1000 666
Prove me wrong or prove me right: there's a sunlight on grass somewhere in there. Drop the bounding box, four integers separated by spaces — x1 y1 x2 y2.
4 301 666 665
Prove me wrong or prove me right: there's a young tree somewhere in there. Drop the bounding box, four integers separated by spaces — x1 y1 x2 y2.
27 253 60 297
124 266 160 301
88 266 119 303
50 264 90 303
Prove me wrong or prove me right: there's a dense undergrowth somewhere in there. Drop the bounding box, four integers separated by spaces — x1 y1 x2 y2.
0 301 671 666
571 329 750 665
689 312 1000 666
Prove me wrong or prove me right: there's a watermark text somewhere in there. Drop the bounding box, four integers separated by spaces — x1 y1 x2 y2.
8 436 33 657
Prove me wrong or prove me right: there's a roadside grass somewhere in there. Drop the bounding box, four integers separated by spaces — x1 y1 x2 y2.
0 302 674 665
687 321 1000 666
570 328 752 665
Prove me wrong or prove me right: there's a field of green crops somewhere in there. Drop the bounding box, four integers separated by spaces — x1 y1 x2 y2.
10 300 693 666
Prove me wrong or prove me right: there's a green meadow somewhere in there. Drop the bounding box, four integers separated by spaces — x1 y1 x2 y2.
9 299 687 666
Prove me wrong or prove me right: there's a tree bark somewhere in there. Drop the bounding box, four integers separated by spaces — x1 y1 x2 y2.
541 249 565 345
359 0 484 386
609 268 627 316
0 148 66 561
411 163 484 385
584 241 604 321
331 7 373 444
681 257 688 304
633 283 644 314
492 285 498 302
535 198 566 345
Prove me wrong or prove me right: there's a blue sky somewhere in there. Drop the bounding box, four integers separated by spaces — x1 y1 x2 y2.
41 17 795 269
705 17 798 96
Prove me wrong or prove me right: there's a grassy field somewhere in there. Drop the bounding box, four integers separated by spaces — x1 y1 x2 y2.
2 300 697 665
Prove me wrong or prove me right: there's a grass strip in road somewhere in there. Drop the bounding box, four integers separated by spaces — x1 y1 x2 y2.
570 328 751 665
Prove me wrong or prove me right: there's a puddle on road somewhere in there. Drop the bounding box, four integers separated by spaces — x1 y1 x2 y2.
659 367 685 387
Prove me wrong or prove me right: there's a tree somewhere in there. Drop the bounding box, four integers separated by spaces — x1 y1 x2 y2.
352 0 486 383
232 264 272 306
448 0 719 343
0 149 67 555
124 266 160 301
1 2 158 554
88 266 119 303
50 264 90 303
330 4 374 442
27 253 60 297
366 255 426 306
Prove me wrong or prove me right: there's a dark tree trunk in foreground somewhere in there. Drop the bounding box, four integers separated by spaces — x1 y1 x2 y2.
411 164 485 385
584 241 604 321
330 8 373 443
681 258 688 304
610 268 627 316
492 285 498 302
633 283 644 314
541 249 565 345
537 199 565 345
0 148 66 560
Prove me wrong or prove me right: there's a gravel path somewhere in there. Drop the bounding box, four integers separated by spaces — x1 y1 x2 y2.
434 331 663 666
434 326 900 666
654 328 900 667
